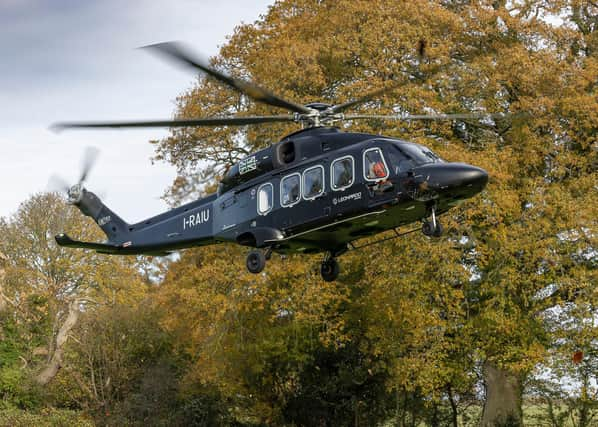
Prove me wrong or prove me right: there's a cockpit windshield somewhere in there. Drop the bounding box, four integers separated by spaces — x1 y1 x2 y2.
399 143 443 164
389 142 443 172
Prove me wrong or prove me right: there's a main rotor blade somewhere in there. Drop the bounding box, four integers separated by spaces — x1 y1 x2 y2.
52 115 296 131
143 42 312 115
329 84 401 114
343 112 511 121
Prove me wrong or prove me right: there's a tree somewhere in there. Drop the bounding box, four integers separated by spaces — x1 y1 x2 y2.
0 193 146 389
154 0 596 424
155 246 394 425
51 301 178 424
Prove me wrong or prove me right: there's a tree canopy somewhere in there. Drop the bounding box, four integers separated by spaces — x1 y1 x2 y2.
152 0 596 425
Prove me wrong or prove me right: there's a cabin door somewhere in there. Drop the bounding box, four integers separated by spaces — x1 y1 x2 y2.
276 164 331 232
298 164 331 226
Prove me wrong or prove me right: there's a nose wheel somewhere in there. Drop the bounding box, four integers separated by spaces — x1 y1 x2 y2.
320 256 340 282
246 249 268 274
422 206 443 237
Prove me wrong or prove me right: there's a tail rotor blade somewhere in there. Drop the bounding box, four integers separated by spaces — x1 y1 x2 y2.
47 174 71 193
79 146 100 184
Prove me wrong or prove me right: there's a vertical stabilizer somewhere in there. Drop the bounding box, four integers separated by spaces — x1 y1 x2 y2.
72 188 129 242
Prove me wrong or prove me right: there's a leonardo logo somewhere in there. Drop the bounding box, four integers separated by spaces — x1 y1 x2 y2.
336 192 362 204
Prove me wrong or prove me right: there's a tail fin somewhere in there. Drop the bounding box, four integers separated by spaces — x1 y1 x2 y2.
73 189 129 242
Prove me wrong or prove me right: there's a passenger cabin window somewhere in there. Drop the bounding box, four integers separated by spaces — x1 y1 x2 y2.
257 183 273 215
331 156 354 190
280 173 301 207
363 148 389 181
303 165 324 199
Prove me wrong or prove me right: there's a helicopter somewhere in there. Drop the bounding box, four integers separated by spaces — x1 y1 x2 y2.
52 42 496 282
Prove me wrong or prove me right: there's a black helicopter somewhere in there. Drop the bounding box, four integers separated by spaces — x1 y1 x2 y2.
53 42 495 281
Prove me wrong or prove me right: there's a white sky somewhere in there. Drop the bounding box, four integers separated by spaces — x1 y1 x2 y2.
0 0 273 222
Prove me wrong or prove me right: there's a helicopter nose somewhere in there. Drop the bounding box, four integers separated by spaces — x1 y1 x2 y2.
448 163 488 191
413 163 488 199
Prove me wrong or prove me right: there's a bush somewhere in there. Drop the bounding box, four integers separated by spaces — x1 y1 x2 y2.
0 408 93 427
0 366 41 409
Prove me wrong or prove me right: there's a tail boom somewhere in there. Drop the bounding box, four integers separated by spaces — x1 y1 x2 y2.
57 190 217 255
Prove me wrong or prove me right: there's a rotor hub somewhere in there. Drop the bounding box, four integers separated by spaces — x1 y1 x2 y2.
67 183 84 204
295 108 344 128
304 102 332 111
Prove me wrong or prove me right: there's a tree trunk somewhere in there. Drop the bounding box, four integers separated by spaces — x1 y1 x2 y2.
481 362 523 427
35 299 80 385
447 386 459 427
0 251 7 313
578 374 591 427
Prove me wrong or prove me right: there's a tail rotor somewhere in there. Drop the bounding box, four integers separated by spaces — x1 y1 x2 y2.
47 147 100 204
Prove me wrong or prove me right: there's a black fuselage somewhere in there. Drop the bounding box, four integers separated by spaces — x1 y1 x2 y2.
212 127 487 254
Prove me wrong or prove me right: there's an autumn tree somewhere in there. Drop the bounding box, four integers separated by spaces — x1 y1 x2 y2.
153 0 596 424
155 245 398 424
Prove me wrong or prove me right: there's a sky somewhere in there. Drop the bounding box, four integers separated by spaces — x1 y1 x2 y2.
0 0 273 222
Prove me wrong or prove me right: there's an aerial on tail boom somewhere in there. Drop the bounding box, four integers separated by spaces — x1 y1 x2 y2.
52 41 498 281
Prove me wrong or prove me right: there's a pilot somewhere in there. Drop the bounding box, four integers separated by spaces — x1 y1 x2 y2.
372 161 387 178
368 160 393 192
367 159 387 180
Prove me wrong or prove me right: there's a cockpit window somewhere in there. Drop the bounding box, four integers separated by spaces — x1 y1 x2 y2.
392 143 443 171
363 148 389 181
388 146 416 172
401 143 443 163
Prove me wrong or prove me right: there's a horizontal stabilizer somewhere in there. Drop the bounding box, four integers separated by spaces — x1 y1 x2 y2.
55 233 119 254
55 233 172 256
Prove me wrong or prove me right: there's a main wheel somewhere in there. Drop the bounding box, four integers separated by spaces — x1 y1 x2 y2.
422 220 434 236
320 258 340 282
246 250 266 274
422 220 443 237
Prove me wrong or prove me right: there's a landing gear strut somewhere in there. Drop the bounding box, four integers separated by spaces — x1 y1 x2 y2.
422 206 443 237
320 254 340 282
246 249 266 274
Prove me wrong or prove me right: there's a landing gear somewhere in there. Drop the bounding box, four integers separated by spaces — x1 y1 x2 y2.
246 249 266 274
320 256 340 282
422 206 443 237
